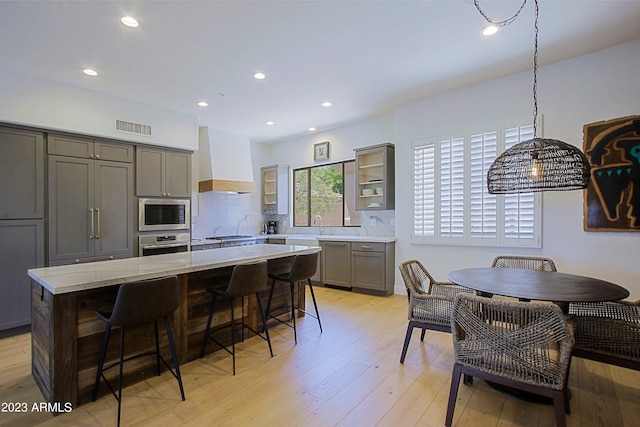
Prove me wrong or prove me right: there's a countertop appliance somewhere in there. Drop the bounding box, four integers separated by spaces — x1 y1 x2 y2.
206 235 257 248
139 232 190 256
267 221 278 234
138 198 190 232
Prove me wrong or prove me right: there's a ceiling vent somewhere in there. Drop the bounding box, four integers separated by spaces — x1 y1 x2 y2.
115 119 152 136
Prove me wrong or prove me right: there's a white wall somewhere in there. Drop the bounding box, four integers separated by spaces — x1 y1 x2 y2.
395 39 640 298
0 68 198 150
264 114 396 235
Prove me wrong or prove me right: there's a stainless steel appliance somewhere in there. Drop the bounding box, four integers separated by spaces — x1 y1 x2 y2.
139 232 190 256
267 221 278 234
138 198 190 232
206 235 257 248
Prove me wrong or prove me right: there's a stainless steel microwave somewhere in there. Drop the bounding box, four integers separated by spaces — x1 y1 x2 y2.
138 198 190 231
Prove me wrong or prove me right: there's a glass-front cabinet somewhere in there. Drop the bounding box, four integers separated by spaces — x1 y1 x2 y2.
261 164 290 215
354 143 395 210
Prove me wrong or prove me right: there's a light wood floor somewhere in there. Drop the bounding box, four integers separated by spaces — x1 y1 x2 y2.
1 287 639 426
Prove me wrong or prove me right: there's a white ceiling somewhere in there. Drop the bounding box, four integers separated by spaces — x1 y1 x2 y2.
1 1 640 143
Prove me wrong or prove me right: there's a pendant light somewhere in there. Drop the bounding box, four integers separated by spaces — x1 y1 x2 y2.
475 0 591 194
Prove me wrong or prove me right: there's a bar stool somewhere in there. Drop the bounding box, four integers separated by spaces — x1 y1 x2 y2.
92 275 185 426
200 260 273 375
265 252 322 344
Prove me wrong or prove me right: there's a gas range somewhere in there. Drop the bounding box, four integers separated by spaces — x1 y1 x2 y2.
205 235 256 247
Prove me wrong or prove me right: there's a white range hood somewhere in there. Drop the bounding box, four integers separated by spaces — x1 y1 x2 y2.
198 126 255 193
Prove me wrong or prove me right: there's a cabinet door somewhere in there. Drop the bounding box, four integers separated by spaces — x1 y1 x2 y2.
0 127 44 219
48 134 94 158
48 156 95 263
352 250 386 291
95 141 134 163
136 147 165 196
321 241 351 288
0 220 44 331
94 160 134 258
165 151 191 197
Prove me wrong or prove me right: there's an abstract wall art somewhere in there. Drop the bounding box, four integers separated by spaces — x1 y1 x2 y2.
583 115 640 231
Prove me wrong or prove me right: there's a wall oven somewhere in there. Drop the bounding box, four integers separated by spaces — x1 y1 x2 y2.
139 198 190 232
139 232 190 256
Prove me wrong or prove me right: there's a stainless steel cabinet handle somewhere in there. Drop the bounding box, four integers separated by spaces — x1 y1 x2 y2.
89 208 94 239
95 208 100 238
361 245 374 249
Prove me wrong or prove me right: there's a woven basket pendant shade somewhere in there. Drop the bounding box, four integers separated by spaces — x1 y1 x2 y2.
476 0 591 194
487 137 591 194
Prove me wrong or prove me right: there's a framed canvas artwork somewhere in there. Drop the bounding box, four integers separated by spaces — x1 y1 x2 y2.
314 141 330 161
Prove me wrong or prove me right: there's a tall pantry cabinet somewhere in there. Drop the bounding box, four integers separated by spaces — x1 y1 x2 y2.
48 134 135 265
0 127 45 333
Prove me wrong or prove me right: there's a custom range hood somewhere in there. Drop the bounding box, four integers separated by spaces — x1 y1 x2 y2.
198 126 255 193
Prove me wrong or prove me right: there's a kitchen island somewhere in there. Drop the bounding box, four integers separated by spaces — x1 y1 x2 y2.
28 244 320 409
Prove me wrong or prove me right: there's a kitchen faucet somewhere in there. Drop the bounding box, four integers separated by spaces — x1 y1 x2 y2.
236 215 248 235
315 215 323 235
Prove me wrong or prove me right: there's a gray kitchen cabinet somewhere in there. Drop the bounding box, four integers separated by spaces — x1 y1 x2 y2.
136 147 191 197
48 133 134 163
0 220 44 332
0 127 44 219
0 126 46 334
48 155 134 265
261 164 289 214
351 242 395 296
321 241 351 288
266 237 286 244
355 143 395 210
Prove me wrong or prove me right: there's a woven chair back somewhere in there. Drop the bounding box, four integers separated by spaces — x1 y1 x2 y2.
491 255 557 272
452 293 573 390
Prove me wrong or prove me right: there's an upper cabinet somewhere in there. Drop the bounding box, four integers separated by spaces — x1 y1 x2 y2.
261 164 289 215
0 127 45 219
48 134 134 163
136 147 191 197
354 143 395 210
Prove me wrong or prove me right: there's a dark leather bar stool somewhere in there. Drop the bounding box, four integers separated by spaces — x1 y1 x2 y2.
265 252 322 344
92 275 185 426
200 260 273 375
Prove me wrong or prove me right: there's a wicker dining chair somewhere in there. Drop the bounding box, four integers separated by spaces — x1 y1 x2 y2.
446 293 574 427
488 255 558 301
491 255 557 271
568 299 640 371
398 260 473 364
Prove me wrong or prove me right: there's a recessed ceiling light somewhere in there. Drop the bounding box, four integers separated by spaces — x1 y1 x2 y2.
254 72 266 80
322 101 332 107
265 121 275 126
308 127 317 132
482 24 499 36
83 68 98 76
197 101 208 107
121 16 139 28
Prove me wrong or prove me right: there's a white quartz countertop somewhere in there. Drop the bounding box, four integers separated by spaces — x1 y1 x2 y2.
255 234 397 243
28 244 320 295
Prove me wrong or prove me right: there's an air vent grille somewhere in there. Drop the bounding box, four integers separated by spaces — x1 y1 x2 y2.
115 120 152 136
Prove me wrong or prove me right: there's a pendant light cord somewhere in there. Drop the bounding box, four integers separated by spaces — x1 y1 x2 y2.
474 0 539 138
473 0 527 27
532 0 539 139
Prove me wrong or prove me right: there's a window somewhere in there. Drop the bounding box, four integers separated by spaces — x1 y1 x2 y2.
293 161 361 227
412 121 540 247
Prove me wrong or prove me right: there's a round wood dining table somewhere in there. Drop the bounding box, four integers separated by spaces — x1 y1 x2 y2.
447 267 629 308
